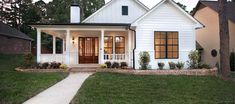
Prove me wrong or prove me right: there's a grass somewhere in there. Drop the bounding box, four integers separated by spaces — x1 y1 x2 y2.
0 54 68 104
73 72 235 104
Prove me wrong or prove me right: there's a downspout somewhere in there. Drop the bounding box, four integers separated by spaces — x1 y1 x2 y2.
129 26 136 69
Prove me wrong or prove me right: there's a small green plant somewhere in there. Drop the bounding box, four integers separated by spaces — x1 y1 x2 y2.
168 62 176 69
230 52 235 71
112 62 120 69
120 62 128 69
23 53 34 68
100 64 107 69
105 61 112 68
139 51 150 70
198 63 211 69
158 62 165 70
42 62 49 69
59 64 68 70
187 50 200 69
176 62 185 70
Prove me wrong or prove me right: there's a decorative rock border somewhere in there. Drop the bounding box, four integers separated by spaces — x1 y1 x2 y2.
15 67 69 72
97 68 218 76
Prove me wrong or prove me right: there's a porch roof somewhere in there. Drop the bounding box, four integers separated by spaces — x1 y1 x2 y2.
29 23 131 28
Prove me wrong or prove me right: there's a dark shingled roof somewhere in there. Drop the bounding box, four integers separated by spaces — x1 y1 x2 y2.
0 22 33 41
192 1 235 22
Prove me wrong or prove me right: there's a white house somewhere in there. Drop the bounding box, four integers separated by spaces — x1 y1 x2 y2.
30 0 203 69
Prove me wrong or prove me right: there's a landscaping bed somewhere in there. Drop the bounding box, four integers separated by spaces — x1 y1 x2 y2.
15 67 69 72
97 68 217 76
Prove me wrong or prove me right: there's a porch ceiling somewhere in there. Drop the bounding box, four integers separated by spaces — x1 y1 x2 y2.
41 30 66 39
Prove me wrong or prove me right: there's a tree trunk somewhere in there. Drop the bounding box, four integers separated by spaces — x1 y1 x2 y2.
218 0 230 78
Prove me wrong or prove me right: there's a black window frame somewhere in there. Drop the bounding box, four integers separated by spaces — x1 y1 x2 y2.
154 31 179 59
122 6 128 16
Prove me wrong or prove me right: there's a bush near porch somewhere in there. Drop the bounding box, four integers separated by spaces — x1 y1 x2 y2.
0 54 68 104
72 72 235 104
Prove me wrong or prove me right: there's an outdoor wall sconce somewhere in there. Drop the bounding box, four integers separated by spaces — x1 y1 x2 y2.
72 37 75 44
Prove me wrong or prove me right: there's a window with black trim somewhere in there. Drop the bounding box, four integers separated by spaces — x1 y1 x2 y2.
115 36 125 54
122 6 128 15
154 31 179 59
104 36 113 54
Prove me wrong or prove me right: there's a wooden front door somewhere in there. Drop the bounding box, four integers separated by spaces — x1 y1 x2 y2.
79 37 99 64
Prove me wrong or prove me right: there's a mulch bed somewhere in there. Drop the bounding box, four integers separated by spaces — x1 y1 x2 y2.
15 67 68 72
97 68 218 76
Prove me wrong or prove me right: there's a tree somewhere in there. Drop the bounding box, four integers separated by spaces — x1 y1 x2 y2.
218 0 230 78
176 2 188 13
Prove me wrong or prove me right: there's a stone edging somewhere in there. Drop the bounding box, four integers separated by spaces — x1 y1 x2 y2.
15 67 69 72
96 68 218 76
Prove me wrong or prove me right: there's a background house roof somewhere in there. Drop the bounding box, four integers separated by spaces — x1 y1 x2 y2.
192 1 235 23
0 22 33 41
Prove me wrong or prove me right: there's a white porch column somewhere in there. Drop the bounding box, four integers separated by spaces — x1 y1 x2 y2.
128 30 132 67
53 36 56 54
100 29 104 64
65 30 70 65
37 29 41 63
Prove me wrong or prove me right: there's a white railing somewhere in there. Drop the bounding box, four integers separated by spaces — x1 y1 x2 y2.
40 54 65 63
104 54 126 62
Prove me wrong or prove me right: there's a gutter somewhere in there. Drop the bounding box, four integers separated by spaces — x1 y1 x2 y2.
129 27 136 69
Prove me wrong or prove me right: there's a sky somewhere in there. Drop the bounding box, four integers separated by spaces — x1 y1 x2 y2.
34 0 201 11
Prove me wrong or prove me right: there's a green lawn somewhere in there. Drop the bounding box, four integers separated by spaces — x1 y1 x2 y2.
0 54 68 104
73 72 235 104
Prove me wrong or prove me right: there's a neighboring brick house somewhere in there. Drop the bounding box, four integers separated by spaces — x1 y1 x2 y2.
193 1 235 67
0 22 33 54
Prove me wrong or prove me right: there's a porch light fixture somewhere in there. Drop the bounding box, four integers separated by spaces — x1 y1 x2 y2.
72 37 75 44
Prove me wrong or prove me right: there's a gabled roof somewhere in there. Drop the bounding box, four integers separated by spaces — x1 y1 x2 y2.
131 0 204 29
0 22 33 41
192 1 235 23
82 0 149 23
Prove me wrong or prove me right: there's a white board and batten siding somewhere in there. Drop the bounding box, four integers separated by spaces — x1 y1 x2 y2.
83 0 148 23
134 1 197 69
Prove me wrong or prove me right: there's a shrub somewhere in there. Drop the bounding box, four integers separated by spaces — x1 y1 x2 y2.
158 62 165 70
23 53 34 68
120 62 128 69
59 64 68 70
42 62 49 69
168 62 176 69
198 63 211 69
100 64 107 69
230 52 235 71
50 62 61 69
176 62 185 70
139 51 150 70
187 50 200 69
112 62 120 68
105 61 112 68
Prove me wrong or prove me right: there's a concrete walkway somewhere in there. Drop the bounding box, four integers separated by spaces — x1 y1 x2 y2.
23 73 93 104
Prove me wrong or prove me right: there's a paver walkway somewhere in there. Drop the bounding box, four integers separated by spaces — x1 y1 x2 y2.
23 73 92 104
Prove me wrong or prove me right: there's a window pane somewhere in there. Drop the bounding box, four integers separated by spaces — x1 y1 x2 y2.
167 46 173 51
155 46 160 51
155 52 160 58
115 37 125 54
167 52 173 58
155 39 161 45
104 36 113 54
56 38 63 54
160 39 166 44
155 32 161 38
173 39 178 44
160 52 166 58
168 39 173 44
160 46 165 51
173 46 178 51
122 6 128 15
173 52 178 58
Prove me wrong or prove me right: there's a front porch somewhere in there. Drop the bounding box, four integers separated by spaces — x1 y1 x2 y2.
35 24 134 67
